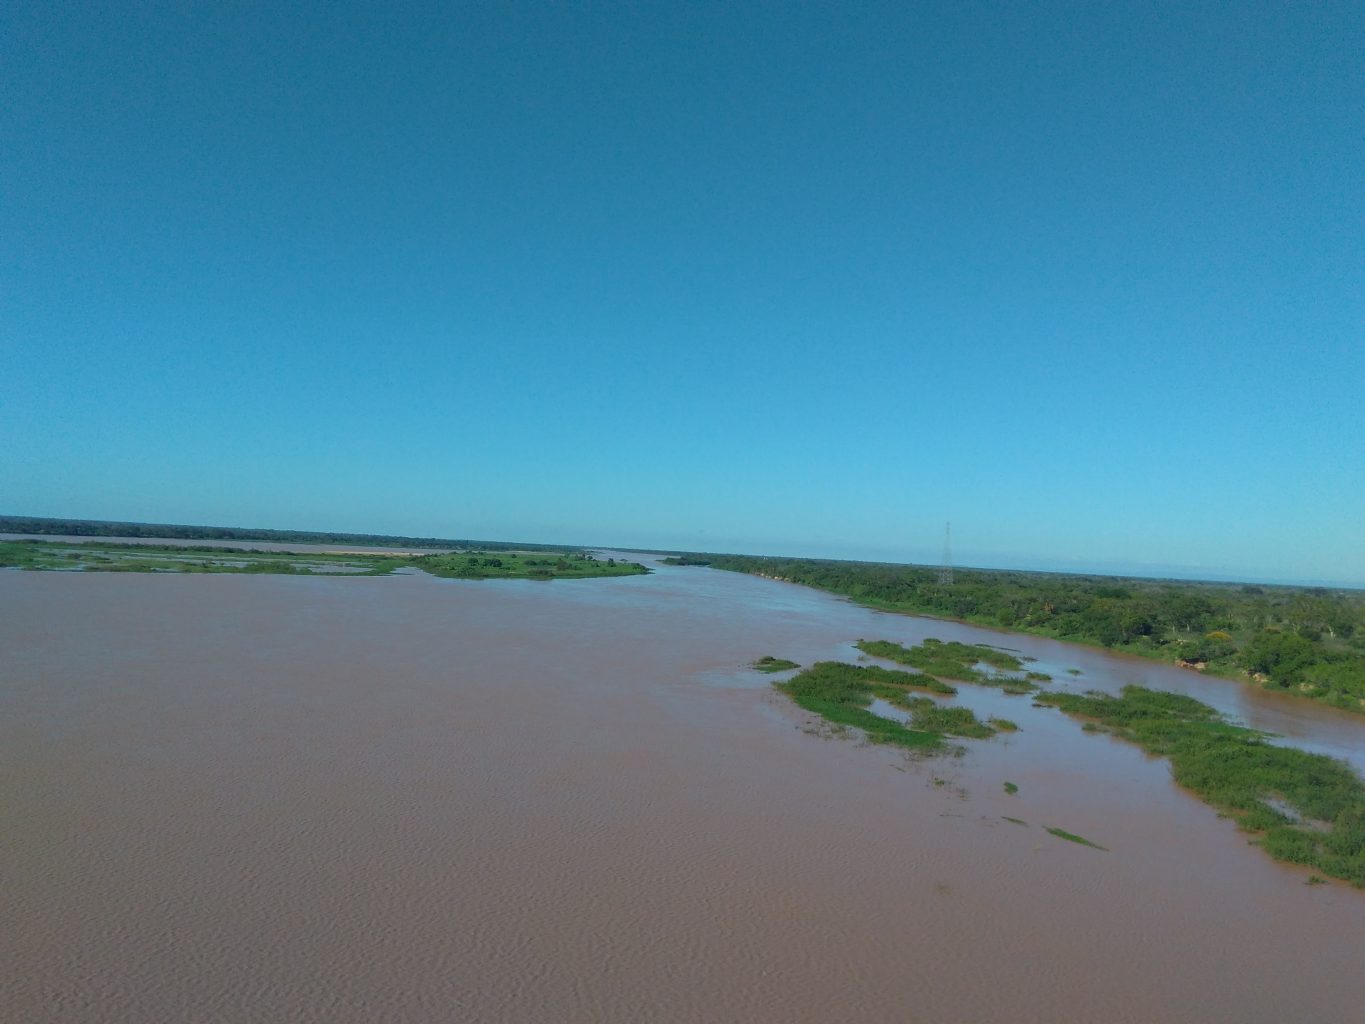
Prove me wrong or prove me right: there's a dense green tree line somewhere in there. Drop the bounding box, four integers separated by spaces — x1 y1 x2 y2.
666 555 1365 711
0 515 575 553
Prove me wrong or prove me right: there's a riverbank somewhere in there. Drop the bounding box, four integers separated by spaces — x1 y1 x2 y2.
664 555 1365 714
0 539 650 580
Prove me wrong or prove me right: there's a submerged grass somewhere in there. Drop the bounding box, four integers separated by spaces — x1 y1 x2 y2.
752 656 800 673
856 638 1039 690
1045 826 1108 851
892 696 995 739
896 675 958 696
1034 685 1365 886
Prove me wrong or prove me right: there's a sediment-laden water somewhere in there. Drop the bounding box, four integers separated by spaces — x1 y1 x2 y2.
3 556 1363 1023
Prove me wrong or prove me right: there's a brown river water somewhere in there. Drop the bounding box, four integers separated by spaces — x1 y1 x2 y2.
3 555 1363 1023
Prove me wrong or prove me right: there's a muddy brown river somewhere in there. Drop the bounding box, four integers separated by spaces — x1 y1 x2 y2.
3 556 1363 1022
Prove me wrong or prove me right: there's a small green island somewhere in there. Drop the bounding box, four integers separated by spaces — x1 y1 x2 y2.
855 638 1042 693
0 539 649 580
774 660 999 751
752 656 800 673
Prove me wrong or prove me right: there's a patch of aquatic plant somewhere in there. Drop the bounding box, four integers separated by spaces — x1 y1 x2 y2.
752 656 800 673
1046 826 1107 850
1034 685 1365 886
902 675 958 696
0 541 45 569
847 662 954 694
1002 816 1028 826
846 653 958 694
886 694 995 739
1026 671 1052 682
990 718 1019 732
1003 781 1019 795
855 638 1034 690
776 662 946 750
1066 668 1083 675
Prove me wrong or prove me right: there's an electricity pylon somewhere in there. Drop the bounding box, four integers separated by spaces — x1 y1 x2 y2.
938 521 953 585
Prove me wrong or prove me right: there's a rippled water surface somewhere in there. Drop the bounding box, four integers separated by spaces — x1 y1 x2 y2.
4 557 1363 1023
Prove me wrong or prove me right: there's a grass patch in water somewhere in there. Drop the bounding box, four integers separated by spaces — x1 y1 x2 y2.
1002 816 1028 826
1003 781 1019 795
776 662 1002 747
888 695 995 739
990 718 1019 732
776 662 945 750
1046 826 1108 850
856 638 1028 685
753 656 799 673
898 675 958 696
1034 685 1365 886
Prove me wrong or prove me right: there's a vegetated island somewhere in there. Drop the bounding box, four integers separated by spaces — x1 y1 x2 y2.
773 637 1365 887
663 555 1365 713
0 514 589 552
775 661 997 751
752 656 800 673
0 539 649 580
856 638 1049 693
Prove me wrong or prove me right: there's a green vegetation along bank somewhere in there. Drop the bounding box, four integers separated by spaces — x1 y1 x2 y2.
1034 685 1365 886
667 554 1365 712
772 637 1365 887
0 514 580 552
0 540 649 580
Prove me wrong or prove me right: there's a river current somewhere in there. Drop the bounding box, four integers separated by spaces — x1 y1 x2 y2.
3 555 1362 1022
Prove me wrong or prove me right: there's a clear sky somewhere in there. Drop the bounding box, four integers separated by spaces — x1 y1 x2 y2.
3 2 1362 584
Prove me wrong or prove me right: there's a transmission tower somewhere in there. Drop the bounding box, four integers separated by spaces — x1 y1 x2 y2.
938 521 953 585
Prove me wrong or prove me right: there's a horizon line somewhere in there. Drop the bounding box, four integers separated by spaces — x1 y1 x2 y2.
3 512 1361 592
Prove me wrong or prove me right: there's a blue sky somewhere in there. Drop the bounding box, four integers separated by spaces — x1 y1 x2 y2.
3 2 1362 584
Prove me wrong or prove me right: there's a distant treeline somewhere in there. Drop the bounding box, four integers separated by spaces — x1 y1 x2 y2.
0 516 576 553
664 555 1365 712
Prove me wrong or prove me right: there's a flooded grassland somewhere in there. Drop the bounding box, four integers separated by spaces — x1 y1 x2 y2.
3 559 1363 1023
